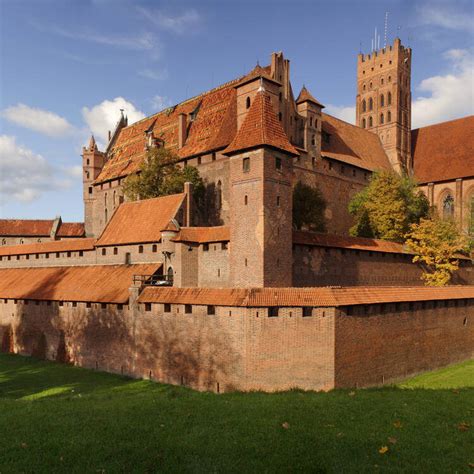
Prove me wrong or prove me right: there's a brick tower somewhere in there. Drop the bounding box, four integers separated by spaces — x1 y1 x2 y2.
82 135 105 237
356 38 412 173
224 85 298 288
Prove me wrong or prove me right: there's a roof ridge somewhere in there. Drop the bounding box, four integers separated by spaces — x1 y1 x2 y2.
411 114 474 132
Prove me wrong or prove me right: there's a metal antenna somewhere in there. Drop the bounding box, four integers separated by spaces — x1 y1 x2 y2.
384 11 389 47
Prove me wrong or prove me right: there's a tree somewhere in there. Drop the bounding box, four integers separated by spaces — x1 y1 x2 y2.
405 217 469 286
293 181 327 232
123 147 204 203
349 171 429 242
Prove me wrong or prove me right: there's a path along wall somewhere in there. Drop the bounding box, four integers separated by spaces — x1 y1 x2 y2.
0 291 472 392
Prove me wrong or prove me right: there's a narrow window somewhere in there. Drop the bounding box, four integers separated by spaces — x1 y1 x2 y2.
369 116 373 127
207 305 216 315
125 252 131 264
152 244 157 253
246 97 251 109
138 245 144 254
242 157 250 172
185 304 192 314
216 180 222 210
276 196 280 207
102 248 106 256
362 99 366 112
380 113 384 124
442 195 455 219
278 112 282 121
275 157 282 170
387 91 392 105
244 195 248 205
387 111 391 122
113 247 118 255
145 303 151 312
369 97 373 110
362 118 366 128
380 94 384 107
164 303 171 312
310 116 313 126
203 243 209 252
212 152 216 161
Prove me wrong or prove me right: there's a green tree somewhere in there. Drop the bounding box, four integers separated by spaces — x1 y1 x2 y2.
405 217 469 286
123 147 204 202
293 181 327 232
349 171 429 242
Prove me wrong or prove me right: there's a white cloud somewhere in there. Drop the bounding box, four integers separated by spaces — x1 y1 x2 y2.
417 1 473 32
324 104 356 124
0 135 70 203
81 97 146 145
138 7 201 34
138 68 169 81
64 165 83 178
412 49 474 128
2 104 74 137
150 95 173 111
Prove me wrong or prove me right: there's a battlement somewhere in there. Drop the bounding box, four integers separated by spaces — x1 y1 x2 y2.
358 38 411 63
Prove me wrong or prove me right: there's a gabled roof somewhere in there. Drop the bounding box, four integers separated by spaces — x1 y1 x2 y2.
224 92 299 156
173 226 230 243
0 238 95 257
56 222 85 238
296 86 324 107
138 285 474 307
412 116 474 184
0 264 160 303
0 219 54 237
96 193 185 246
321 113 392 171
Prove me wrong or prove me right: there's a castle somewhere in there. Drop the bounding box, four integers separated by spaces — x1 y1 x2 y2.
0 39 473 392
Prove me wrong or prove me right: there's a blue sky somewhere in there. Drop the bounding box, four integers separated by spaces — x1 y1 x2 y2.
1 0 472 222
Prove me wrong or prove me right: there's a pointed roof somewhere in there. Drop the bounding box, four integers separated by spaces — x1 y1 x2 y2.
296 86 325 108
88 135 97 151
224 92 298 156
236 63 280 88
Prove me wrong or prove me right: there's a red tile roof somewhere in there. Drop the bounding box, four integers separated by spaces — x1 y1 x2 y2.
224 92 299 156
296 86 324 107
0 238 95 257
95 77 244 184
56 222 85 238
96 193 185 246
0 264 160 303
321 113 392 171
173 226 230 243
138 285 474 307
293 231 409 254
412 116 474 183
0 219 53 237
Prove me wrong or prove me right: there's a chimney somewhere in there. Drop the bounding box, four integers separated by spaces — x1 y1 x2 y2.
178 113 187 149
183 181 193 226
51 216 62 240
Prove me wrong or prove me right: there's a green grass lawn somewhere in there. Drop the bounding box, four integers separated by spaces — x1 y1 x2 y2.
0 355 472 473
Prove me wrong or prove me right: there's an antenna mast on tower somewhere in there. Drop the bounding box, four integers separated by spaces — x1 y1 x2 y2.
384 11 389 47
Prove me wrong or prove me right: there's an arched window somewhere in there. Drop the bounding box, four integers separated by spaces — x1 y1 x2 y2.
85 171 90 179
244 195 248 205
388 75 392 82
369 116 373 127
167 267 174 285
368 97 373 111
387 92 392 105
380 113 384 124
380 94 384 107
381 77 384 85
363 84 366 91
442 195 455 219
216 180 222 210
362 99 366 112
369 81 373 89
20 239 24 244
246 97 251 109
387 111 391 122
362 118 366 128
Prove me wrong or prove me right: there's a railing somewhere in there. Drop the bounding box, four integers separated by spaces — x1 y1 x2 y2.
133 274 173 287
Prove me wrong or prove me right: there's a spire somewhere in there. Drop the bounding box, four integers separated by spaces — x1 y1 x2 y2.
296 85 325 108
88 135 97 151
224 92 298 156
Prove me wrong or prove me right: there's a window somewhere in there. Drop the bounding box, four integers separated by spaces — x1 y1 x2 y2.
302 307 312 317
203 243 209 252
197 156 202 165
113 247 118 255
102 248 106 256
362 99 366 112
368 97 373 110
164 303 171 312
380 113 384 124
152 244 157 253
216 180 222 210
145 303 151 312
167 267 174 285
362 118 366 128
380 94 384 107
244 195 248 205
243 157 250 172
388 75 392 82
387 92 392 105
311 135 316 146
105 208 108 222
387 111 391 122
278 112 282 121
363 84 366 91
369 116 373 127
212 152 216 161
246 97 251 109
117 304 123 311
442 194 455 219
275 157 282 170
207 305 215 315
88 187 93 194
86 302 91 308
185 304 192 314
138 245 144 254
310 116 313 126
381 77 384 85
268 307 279 317
125 252 131 265
221 242 228 250
276 196 280 207
279 92 282 102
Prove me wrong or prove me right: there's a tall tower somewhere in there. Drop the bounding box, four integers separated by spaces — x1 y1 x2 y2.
82 135 105 237
224 89 298 288
356 38 412 173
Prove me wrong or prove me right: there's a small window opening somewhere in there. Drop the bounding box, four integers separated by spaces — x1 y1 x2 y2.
145 303 151 312
246 97 251 109
303 307 312 317
268 307 279 317
242 157 250 172
164 303 171 312
207 305 216 315
185 304 192 314
203 243 209 252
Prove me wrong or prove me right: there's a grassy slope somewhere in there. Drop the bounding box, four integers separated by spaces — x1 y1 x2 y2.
0 354 472 473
